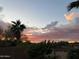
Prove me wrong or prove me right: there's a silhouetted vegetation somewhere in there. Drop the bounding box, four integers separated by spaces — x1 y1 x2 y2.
27 40 53 59
1 20 26 46
68 48 79 59
10 20 26 40
67 0 79 11
0 20 78 59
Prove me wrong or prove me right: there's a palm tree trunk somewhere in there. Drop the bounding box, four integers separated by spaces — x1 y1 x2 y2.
16 31 21 40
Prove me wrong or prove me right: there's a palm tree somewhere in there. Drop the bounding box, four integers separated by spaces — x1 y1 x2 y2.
67 0 79 11
10 20 26 40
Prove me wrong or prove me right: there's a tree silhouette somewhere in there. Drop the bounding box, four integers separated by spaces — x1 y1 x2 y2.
28 40 53 59
67 0 79 11
10 20 26 40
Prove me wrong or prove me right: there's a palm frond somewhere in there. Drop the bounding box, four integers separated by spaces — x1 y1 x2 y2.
67 0 79 11
20 24 26 28
17 20 21 25
20 24 26 31
11 21 16 24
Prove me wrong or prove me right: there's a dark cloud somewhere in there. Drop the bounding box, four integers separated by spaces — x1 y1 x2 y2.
44 21 58 29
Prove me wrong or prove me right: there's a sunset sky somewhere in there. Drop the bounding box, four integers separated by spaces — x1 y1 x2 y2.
0 0 79 42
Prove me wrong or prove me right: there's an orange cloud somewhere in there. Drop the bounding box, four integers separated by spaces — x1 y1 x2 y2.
64 13 75 22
